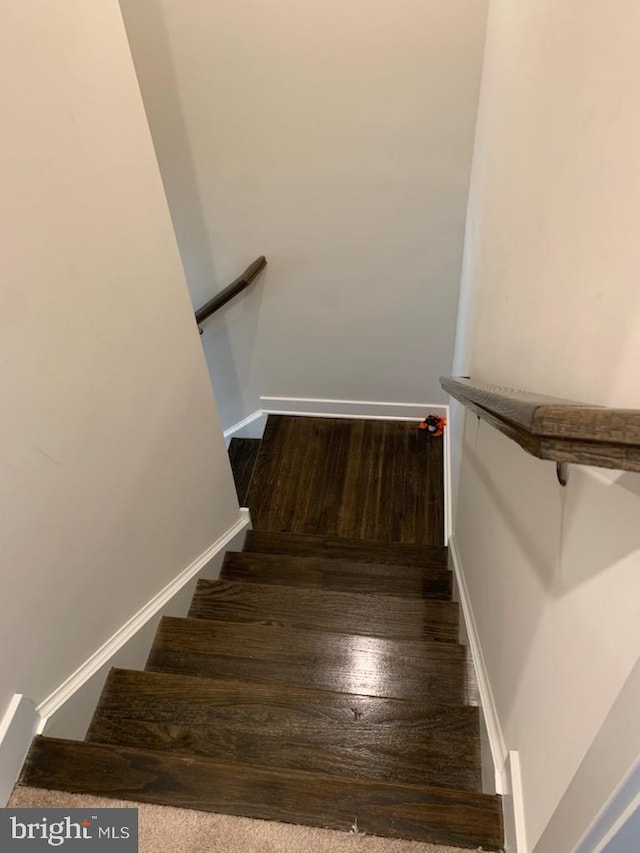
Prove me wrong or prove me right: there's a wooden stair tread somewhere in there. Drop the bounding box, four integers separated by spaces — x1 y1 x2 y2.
244 530 448 567
20 738 503 851
189 579 459 642
88 669 481 791
228 438 261 505
221 551 452 599
147 616 468 703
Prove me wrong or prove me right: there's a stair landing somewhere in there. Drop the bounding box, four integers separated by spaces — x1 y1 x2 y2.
246 416 444 545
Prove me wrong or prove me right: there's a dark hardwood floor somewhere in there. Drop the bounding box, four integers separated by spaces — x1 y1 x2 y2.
19 416 502 851
246 416 444 545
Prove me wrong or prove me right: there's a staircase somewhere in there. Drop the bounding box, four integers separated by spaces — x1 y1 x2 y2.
19 416 503 851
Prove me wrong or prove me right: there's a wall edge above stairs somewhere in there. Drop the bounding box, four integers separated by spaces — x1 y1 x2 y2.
0 510 251 806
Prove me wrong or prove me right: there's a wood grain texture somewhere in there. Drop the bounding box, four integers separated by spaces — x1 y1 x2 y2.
244 530 448 567
441 376 640 472
227 438 261 504
147 617 468 703
21 738 503 850
188 579 459 642
440 377 586 431
18 412 502 849
88 669 481 790
220 551 453 599
246 417 444 545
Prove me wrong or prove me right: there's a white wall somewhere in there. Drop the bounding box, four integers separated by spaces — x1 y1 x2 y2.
118 0 488 429
452 0 640 847
537 660 640 853
0 1 238 729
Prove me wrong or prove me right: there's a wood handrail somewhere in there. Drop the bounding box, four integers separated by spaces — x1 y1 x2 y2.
440 376 640 473
195 256 266 328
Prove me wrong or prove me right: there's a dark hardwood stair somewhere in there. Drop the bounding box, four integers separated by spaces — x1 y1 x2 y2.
22 738 502 850
19 416 502 851
221 550 453 599
87 669 482 790
188 579 459 642
244 529 449 567
145 616 468 702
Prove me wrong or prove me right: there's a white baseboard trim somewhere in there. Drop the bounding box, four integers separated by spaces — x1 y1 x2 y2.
0 694 39 806
449 534 527 850
36 512 250 728
449 534 507 791
224 399 449 431
223 409 265 440
443 406 452 542
260 396 447 422
503 750 529 853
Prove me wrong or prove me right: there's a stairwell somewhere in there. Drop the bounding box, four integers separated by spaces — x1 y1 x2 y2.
18 416 503 851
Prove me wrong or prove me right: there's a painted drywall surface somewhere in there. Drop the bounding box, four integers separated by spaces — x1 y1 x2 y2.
537 661 640 853
601 805 640 853
452 0 640 846
44 521 248 740
118 0 488 429
0 2 238 726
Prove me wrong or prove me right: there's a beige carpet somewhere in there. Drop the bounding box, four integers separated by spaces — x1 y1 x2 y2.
10 787 481 852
